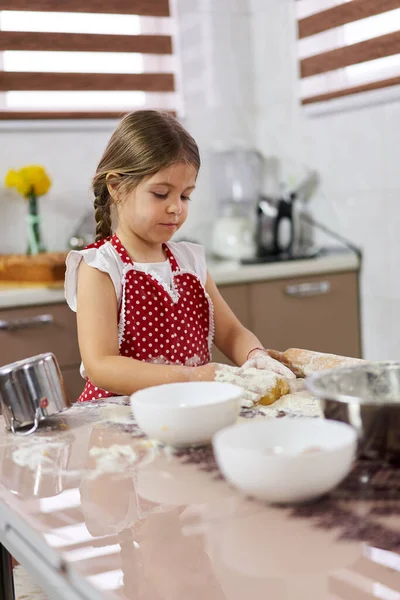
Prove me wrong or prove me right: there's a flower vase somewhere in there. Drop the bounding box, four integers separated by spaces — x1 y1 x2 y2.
27 192 46 255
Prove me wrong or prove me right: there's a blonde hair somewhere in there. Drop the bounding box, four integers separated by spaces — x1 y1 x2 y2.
92 110 200 241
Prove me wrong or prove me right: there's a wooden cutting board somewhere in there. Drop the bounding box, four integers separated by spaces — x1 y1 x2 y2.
0 252 67 284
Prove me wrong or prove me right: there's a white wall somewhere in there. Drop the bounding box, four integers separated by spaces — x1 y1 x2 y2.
174 0 257 242
250 0 400 361
306 100 400 361
251 0 306 166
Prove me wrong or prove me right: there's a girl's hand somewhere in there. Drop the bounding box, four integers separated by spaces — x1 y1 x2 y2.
239 349 296 379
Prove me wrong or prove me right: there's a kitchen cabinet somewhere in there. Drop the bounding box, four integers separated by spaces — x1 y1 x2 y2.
211 283 251 365
61 367 86 401
0 303 84 401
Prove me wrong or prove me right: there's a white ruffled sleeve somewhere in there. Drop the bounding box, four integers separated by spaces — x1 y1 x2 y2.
64 243 123 312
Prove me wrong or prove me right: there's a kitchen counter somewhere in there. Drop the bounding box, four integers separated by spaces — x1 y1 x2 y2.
0 398 398 600
207 248 359 286
0 248 359 309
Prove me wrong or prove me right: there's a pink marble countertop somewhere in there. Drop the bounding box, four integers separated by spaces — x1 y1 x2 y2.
0 398 399 600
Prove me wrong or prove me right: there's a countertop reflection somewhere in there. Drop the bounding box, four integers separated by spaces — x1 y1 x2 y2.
0 399 398 600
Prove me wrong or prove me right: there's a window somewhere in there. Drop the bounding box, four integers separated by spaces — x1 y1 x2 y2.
0 0 177 119
296 0 400 105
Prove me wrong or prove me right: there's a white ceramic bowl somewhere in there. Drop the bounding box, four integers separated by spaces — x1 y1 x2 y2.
213 418 357 504
130 381 242 447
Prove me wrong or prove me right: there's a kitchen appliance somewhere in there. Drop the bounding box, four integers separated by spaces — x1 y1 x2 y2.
0 353 71 435
247 192 318 263
246 169 320 263
211 148 263 260
306 361 400 460
210 148 320 262
211 205 256 261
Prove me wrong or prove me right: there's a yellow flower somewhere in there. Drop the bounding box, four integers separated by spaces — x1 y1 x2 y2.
5 169 30 196
5 165 51 198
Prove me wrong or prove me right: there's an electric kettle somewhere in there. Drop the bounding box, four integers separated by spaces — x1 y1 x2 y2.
211 213 256 261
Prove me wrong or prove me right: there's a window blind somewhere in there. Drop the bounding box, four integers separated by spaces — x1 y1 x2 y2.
297 0 400 105
0 0 175 119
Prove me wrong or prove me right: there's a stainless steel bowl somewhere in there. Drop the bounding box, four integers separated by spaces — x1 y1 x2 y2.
305 361 400 460
0 353 71 435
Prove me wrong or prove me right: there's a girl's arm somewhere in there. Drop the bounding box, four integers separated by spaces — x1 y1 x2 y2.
205 271 263 366
76 262 215 395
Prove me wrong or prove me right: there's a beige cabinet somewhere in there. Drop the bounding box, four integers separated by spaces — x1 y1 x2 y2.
213 271 361 363
0 303 84 401
211 283 251 365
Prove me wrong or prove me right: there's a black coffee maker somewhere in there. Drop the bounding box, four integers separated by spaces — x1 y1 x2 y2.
240 191 316 264
240 169 321 264
256 193 296 258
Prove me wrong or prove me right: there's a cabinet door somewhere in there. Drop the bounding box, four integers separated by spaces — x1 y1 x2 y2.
212 283 251 365
249 272 361 357
62 367 84 403
0 303 80 368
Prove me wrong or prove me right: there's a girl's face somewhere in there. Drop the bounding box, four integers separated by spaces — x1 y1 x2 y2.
116 162 197 245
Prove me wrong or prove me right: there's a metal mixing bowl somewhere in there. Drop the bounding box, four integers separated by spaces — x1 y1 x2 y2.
305 361 400 460
0 353 70 435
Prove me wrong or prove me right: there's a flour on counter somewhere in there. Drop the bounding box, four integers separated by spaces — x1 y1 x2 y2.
98 404 136 425
64 395 129 417
12 437 67 471
88 444 138 477
258 391 322 419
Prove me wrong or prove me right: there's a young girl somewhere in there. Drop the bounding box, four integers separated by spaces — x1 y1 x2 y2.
65 110 293 402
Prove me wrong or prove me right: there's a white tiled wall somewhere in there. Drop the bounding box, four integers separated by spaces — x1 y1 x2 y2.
250 0 307 171
307 104 400 360
0 125 114 253
250 0 400 360
174 0 257 242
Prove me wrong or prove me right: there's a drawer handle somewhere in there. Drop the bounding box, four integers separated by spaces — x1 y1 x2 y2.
285 281 331 297
0 314 54 331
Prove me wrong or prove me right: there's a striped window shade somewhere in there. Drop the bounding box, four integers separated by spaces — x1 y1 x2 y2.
297 0 400 105
0 0 176 119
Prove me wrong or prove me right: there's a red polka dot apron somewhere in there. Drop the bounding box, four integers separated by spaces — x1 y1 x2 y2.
78 234 214 402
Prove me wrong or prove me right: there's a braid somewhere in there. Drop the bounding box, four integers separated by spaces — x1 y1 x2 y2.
94 186 112 242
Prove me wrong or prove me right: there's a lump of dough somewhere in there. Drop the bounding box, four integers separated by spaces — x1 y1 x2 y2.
215 365 290 408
